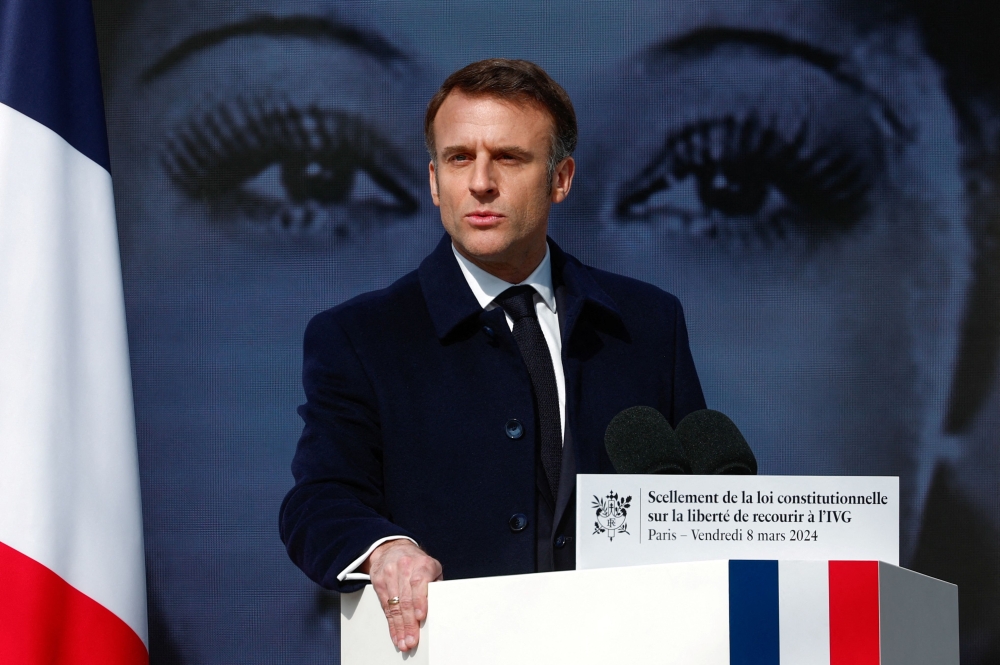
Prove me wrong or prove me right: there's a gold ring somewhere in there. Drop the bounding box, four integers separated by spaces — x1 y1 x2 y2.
387 596 400 606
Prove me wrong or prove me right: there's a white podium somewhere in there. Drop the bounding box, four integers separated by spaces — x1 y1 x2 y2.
341 560 957 665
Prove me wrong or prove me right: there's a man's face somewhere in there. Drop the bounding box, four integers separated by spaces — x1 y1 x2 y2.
429 92 573 278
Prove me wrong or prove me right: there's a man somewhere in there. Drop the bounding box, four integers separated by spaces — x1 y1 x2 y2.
279 58 706 653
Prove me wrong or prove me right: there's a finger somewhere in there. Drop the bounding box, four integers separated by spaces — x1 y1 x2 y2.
386 583 408 652
398 576 419 651
393 554 423 651
392 559 418 652
386 592 406 651
410 558 441 624
372 569 405 651
405 556 443 651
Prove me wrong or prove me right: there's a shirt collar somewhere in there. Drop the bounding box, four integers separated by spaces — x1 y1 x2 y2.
452 243 557 314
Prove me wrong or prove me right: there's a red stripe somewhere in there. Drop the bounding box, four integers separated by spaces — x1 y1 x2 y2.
0 541 147 665
829 560 880 665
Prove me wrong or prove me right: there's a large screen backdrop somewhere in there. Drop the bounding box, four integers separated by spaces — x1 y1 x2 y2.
93 1 1000 663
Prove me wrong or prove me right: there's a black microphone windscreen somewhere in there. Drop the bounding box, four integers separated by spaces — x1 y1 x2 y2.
676 409 758 475
604 406 691 475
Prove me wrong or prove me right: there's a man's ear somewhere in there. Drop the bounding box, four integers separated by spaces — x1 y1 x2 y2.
429 160 441 206
550 156 575 204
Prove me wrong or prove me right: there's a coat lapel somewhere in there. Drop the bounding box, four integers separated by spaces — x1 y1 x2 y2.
549 240 624 540
418 234 484 340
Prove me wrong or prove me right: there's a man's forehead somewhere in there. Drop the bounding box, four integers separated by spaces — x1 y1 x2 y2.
435 91 555 130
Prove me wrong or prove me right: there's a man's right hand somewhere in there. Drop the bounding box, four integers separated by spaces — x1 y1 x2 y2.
361 539 443 652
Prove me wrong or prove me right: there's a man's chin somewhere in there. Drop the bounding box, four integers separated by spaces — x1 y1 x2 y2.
452 232 515 263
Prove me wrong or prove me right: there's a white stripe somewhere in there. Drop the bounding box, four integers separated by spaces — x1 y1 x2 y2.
0 102 147 645
779 561 830 665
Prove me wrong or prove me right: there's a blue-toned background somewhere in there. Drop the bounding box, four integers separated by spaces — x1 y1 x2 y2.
92 1 1000 662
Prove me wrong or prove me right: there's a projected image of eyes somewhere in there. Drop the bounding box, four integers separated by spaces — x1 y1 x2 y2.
164 97 420 236
597 35 902 251
614 112 876 244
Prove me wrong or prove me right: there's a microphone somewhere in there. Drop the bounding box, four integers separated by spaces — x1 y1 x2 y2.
604 406 691 474
675 409 757 475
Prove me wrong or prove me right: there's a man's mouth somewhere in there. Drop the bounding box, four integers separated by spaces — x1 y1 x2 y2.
465 210 505 225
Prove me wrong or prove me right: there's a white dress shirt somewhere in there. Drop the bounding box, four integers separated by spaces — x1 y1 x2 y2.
337 242 566 582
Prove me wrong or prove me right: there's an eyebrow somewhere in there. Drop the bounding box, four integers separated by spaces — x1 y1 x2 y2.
440 145 534 158
651 27 910 138
141 14 407 83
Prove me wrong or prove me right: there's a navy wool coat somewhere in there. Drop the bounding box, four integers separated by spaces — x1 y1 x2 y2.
280 235 706 593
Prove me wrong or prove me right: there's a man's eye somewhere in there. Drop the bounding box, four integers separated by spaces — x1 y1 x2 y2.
164 100 419 236
614 114 877 246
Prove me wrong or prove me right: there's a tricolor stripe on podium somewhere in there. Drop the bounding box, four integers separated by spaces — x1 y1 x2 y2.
728 560 904 665
0 0 147 662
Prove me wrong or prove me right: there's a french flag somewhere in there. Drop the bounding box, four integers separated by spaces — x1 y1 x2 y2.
0 0 148 662
729 560 958 665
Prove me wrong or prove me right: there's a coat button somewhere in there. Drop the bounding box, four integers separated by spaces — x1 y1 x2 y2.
482 325 496 340
505 419 523 439
509 513 529 532
554 535 567 549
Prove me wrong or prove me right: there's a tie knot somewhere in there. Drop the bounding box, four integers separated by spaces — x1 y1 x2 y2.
496 285 538 321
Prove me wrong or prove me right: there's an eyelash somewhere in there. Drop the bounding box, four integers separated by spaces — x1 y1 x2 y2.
614 113 876 245
163 98 419 234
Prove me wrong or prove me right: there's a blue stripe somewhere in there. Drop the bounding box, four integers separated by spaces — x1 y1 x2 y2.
0 0 110 170
729 560 780 665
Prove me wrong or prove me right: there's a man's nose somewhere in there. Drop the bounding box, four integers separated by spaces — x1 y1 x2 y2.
469 157 497 196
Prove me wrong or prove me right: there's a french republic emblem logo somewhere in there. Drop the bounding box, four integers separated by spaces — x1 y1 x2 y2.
592 491 632 541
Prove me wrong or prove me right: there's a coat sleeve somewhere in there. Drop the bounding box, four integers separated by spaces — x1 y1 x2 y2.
279 309 417 593
667 296 707 426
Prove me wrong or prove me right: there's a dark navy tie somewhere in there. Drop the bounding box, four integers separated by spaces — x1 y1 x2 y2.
496 285 562 499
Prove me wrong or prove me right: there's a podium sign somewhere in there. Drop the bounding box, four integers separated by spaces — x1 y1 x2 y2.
577 475 899 570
